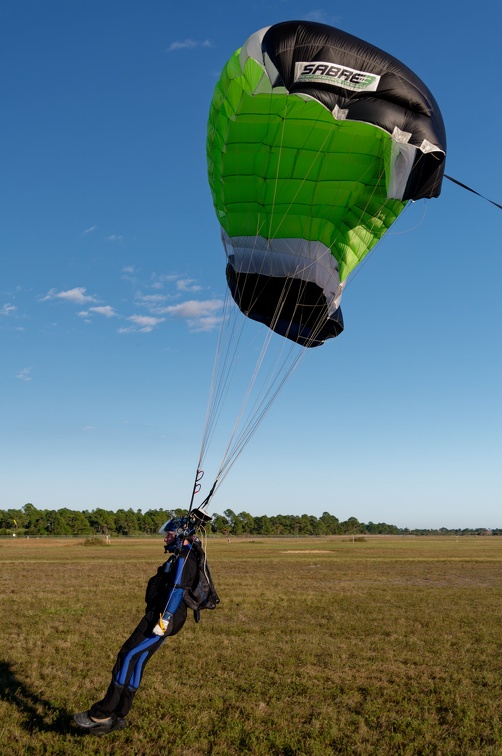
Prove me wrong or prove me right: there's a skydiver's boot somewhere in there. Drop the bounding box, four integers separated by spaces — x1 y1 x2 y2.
74 711 127 736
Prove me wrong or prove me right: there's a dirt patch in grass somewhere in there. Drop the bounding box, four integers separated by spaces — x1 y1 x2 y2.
282 549 334 553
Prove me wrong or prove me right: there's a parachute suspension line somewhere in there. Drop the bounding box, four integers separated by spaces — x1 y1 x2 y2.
267 96 290 241
232 111 389 351
276 136 399 340
281 123 406 345
269 110 336 242
194 298 308 504
193 96 318 506
202 92 422 505
203 151 393 496
200 297 246 455
196 289 234 465
263 127 391 341
214 341 306 486
264 119 390 311
227 83 285 320
387 200 427 236
340 144 438 295
189 290 245 512
203 21 448 510
191 283 300 503
340 207 411 296
215 305 293 476
216 325 276 472
198 290 244 463
228 97 330 337
208 109 319 483
238 104 343 345
331 153 402 296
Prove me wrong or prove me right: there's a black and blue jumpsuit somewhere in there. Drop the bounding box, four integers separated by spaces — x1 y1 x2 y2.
89 545 198 719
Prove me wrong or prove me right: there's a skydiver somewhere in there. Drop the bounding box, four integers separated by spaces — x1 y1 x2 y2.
73 511 217 736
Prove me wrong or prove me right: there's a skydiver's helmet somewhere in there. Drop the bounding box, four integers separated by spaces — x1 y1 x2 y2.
158 509 212 552
158 516 195 552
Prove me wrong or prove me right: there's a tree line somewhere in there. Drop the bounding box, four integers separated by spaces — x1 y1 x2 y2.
0 503 499 537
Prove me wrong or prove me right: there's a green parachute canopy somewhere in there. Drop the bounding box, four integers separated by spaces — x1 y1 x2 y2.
207 20 446 347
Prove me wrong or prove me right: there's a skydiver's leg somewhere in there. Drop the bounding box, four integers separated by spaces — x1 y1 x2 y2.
89 614 162 718
89 606 188 719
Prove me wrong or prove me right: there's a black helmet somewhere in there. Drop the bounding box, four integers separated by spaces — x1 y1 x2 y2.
158 509 212 551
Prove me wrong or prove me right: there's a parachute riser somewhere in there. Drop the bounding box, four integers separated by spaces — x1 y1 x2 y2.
198 478 218 513
188 467 218 517
188 468 204 511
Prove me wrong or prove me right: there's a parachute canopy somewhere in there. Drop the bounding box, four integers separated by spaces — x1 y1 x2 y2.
207 20 446 346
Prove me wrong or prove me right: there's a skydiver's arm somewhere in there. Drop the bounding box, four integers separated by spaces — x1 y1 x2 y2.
144 557 175 608
152 548 197 636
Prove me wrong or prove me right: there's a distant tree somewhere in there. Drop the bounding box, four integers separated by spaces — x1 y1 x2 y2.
0 508 25 532
23 503 49 535
0 504 497 539
114 508 139 535
254 515 273 535
319 512 341 534
237 511 255 534
211 513 231 534
341 516 362 534
276 514 297 534
52 508 73 534
88 508 117 534
223 509 243 535
297 514 313 535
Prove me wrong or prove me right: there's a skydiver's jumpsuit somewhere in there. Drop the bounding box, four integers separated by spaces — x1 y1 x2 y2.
89 545 198 720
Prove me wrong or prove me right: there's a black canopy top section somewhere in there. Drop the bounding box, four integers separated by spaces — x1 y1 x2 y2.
261 21 446 199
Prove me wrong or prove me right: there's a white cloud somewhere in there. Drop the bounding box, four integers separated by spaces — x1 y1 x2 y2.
189 315 224 332
128 315 164 328
122 266 138 284
176 278 202 293
134 292 170 307
41 287 98 305
16 367 32 382
78 305 117 322
78 305 116 319
107 234 123 241
160 299 223 319
119 314 166 334
1 303 17 316
89 305 117 318
167 38 213 51
159 298 224 331
83 225 97 234
149 273 180 290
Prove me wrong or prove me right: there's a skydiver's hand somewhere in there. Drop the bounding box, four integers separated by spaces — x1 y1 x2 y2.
152 612 172 636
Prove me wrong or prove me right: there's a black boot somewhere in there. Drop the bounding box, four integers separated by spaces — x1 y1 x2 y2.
73 711 127 736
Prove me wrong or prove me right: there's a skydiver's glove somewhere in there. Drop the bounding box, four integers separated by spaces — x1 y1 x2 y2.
152 611 173 637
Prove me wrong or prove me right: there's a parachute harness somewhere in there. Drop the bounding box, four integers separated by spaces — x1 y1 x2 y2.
194 104 401 509
153 509 218 637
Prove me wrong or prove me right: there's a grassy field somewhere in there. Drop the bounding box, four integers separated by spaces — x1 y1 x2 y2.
0 535 500 755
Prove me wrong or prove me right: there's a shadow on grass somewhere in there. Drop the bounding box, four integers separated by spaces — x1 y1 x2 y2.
0 660 74 735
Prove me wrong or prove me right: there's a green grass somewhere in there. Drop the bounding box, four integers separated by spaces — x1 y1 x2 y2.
0 536 501 755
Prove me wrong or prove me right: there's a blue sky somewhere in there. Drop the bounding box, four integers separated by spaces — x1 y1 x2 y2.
1 1 501 529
